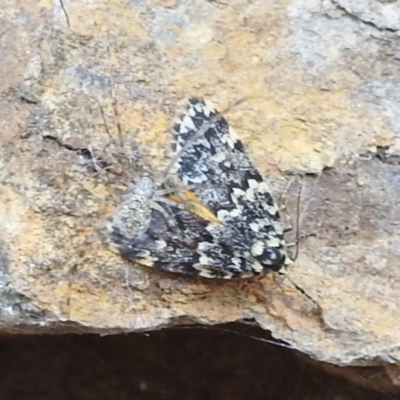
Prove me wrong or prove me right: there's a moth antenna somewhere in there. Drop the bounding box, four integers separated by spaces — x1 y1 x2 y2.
59 0 70 27
105 32 130 170
102 32 153 179
280 181 302 262
267 184 308 298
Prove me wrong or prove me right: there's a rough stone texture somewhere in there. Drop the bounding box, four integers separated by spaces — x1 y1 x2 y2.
1 0 400 393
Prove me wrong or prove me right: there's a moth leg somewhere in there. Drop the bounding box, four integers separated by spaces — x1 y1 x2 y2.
281 181 302 262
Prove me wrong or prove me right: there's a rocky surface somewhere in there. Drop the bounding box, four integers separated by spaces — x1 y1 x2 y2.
1 0 400 393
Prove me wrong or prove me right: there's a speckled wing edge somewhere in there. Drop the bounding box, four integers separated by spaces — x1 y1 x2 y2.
171 98 289 273
107 98 290 278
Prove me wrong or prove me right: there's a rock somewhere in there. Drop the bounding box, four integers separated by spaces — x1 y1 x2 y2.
1 0 399 394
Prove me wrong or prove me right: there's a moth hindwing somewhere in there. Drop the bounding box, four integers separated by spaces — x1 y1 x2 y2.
103 98 290 279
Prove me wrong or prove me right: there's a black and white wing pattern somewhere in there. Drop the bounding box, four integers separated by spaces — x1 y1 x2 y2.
105 98 289 279
171 99 288 272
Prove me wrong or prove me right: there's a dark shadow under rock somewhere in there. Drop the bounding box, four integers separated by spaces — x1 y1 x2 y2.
0 323 396 400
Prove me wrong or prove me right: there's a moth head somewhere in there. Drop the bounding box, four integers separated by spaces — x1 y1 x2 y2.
131 176 156 200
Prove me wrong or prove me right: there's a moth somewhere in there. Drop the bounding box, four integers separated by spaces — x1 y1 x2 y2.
101 98 290 279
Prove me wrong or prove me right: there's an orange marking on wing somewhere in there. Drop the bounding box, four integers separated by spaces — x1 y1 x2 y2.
167 190 222 224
